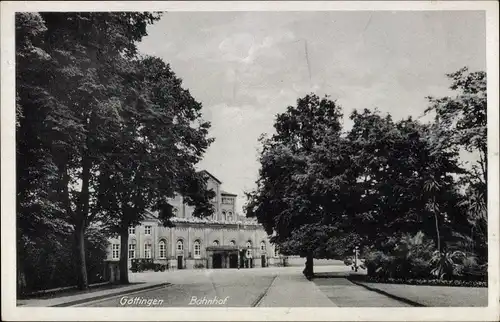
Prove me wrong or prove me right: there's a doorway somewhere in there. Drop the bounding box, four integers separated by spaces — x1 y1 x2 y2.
177 256 183 269
213 253 222 269
261 255 266 268
229 254 238 268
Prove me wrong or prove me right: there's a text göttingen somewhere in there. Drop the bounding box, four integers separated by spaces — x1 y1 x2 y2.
119 296 164 306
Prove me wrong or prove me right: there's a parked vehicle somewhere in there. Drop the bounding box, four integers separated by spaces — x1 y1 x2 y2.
130 258 168 272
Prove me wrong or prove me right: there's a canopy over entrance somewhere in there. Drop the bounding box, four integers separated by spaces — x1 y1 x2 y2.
206 245 259 269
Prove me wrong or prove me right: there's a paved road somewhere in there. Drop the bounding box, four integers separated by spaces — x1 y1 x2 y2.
79 264 410 307
81 268 280 307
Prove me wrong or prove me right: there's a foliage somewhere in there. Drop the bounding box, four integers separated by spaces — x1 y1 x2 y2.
246 83 479 278
93 55 215 284
17 226 107 295
363 232 487 282
349 275 487 288
425 67 488 261
17 11 214 291
426 67 487 185
245 94 344 277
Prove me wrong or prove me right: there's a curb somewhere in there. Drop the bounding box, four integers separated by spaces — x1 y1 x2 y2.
348 279 426 307
251 274 278 307
52 283 171 307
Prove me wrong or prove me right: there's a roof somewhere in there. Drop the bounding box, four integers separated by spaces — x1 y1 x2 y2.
143 210 159 220
200 170 222 184
221 190 237 197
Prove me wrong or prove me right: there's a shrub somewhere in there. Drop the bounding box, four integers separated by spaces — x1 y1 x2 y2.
194 263 205 269
430 250 465 279
365 251 394 277
365 232 435 279
349 275 487 287
364 230 488 282
18 227 108 295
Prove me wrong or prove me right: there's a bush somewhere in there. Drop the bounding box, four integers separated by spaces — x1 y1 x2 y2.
364 231 488 282
365 251 394 277
17 227 108 296
365 232 435 279
349 275 487 287
194 263 205 269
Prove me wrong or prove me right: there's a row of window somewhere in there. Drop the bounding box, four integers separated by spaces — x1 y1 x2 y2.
220 211 233 221
128 226 152 235
221 197 234 205
112 240 276 260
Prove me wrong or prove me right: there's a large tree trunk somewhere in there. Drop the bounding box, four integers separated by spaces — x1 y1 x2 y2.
75 222 89 290
17 239 27 297
303 253 314 279
75 152 92 290
119 224 130 284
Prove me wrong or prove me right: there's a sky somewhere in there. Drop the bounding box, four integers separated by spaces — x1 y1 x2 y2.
137 11 486 214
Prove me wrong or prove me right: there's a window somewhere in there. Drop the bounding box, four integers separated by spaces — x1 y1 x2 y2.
112 244 120 260
246 241 252 258
260 241 266 251
213 240 219 246
222 211 226 221
176 240 184 251
144 225 152 235
173 207 179 217
194 240 201 259
222 197 234 205
159 240 166 259
128 241 136 259
144 243 152 259
229 240 236 246
227 212 233 221
128 227 135 235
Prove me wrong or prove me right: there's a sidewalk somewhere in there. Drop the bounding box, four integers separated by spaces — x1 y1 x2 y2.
257 272 336 307
17 282 169 307
313 276 412 307
351 280 488 307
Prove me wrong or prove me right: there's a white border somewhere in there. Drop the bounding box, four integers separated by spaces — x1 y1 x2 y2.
2 1 499 321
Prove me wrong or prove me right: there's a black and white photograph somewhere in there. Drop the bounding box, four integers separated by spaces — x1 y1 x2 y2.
1 1 499 321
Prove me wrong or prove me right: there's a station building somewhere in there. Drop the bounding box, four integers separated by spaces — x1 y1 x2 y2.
106 170 281 270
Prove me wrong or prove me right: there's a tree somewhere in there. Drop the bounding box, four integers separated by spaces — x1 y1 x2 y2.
94 56 215 284
16 12 161 290
426 67 487 186
425 67 487 260
345 110 464 253
246 94 344 278
16 12 69 294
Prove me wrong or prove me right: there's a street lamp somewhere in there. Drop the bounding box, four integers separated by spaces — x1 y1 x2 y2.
237 247 240 270
353 245 359 272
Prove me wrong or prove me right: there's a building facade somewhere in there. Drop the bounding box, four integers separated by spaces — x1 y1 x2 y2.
106 171 281 269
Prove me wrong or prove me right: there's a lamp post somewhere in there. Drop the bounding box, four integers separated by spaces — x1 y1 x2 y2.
237 247 240 270
353 245 359 272
237 222 241 269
